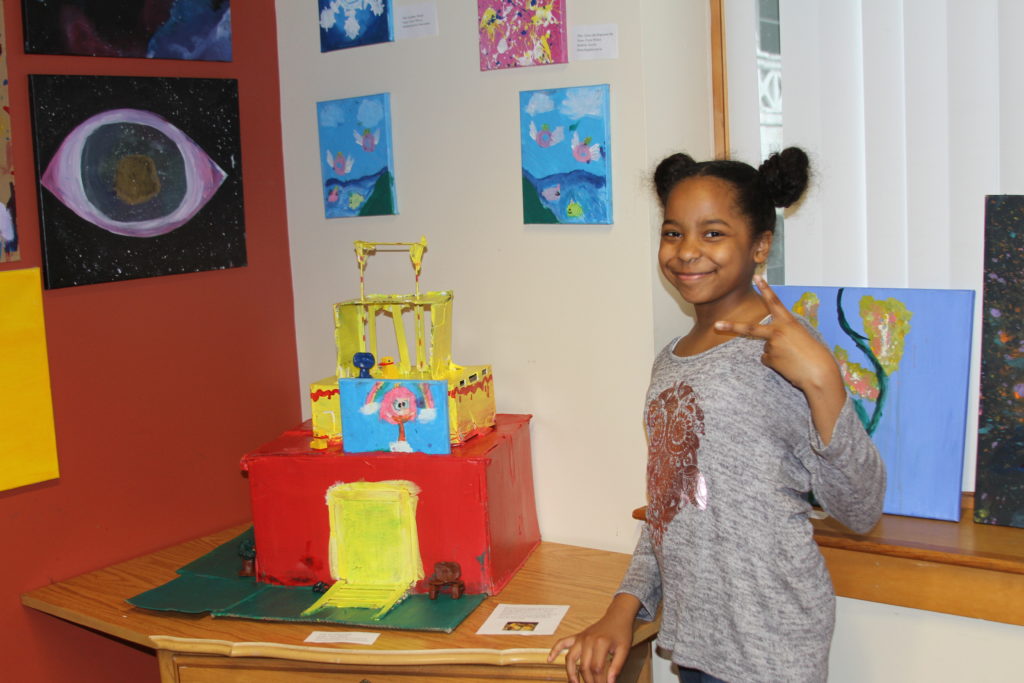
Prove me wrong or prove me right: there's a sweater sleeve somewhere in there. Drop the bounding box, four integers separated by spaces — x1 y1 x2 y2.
806 396 887 534
615 523 662 621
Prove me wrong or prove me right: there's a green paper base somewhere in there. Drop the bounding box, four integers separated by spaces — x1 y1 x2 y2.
218 588 486 632
178 528 257 580
127 527 485 632
129 575 263 614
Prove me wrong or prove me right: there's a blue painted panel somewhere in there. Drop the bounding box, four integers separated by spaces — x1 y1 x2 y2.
340 378 450 455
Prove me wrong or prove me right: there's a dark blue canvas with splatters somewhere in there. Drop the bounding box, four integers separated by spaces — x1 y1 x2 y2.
22 0 232 61
976 196 1024 528
774 285 974 522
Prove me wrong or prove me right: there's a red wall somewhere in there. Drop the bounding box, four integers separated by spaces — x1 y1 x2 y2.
0 3 300 681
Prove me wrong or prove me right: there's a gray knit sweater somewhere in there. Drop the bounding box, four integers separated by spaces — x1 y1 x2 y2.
619 329 886 683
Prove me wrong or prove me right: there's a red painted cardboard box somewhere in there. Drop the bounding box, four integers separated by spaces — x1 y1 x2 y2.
241 414 539 596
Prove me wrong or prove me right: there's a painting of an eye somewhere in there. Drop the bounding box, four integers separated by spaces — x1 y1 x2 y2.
30 74 246 289
41 108 226 238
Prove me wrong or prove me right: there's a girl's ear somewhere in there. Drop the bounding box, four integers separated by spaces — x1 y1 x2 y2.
753 231 773 264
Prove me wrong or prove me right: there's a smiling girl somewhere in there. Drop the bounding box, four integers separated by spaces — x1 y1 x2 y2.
549 150 886 683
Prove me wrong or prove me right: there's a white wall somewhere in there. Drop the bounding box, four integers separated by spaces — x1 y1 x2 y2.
829 598 1024 683
276 2 1023 681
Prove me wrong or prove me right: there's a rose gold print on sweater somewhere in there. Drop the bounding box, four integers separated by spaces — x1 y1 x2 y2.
646 382 707 545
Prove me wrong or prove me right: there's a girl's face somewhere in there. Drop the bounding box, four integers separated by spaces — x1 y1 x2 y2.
658 176 771 310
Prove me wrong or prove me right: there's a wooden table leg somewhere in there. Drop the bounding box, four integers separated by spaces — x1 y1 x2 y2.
157 649 180 683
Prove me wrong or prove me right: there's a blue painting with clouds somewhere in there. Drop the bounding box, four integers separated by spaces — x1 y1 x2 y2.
316 93 397 218
519 84 612 225
319 0 394 51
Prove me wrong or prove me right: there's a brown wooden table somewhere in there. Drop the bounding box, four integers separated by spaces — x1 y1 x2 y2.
22 525 658 682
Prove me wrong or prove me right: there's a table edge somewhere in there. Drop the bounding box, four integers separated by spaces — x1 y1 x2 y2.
152 636 557 666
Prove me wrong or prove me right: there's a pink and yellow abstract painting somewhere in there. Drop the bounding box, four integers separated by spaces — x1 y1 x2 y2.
477 0 567 71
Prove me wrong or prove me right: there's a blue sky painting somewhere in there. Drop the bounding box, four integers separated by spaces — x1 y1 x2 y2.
519 84 612 225
774 285 975 522
319 0 393 52
316 93 396 218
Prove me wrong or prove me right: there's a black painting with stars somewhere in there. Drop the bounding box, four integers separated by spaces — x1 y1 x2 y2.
976 195 1024 528
29 75 246 289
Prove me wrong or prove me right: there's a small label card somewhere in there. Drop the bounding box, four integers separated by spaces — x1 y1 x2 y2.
571 24 619 61
395 2 439 40
476 604 570 636
304 631 380 645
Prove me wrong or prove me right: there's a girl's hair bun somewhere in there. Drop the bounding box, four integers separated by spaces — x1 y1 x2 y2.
651 146 810 235
654 153 698 205
758 147 810 208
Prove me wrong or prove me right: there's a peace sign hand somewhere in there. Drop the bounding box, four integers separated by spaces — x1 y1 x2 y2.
714 276 847 442
713 276 835 391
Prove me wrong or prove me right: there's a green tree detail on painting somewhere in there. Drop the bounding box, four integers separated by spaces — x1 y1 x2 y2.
793 290 912 435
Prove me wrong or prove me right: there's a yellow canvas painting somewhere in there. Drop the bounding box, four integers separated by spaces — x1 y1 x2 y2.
1 268 59 491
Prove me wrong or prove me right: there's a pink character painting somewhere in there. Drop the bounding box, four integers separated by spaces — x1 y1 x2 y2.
571 131 602 163
529 121 564 148
354 127 380 152
360 381 438 452
326 149 355 175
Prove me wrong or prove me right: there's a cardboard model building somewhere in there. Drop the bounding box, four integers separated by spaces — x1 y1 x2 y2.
311 239 496 450
242 415 538 601
130 240 538 630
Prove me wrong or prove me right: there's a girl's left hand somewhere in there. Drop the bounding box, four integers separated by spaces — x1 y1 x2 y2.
713 276 838 392
714 276 847 443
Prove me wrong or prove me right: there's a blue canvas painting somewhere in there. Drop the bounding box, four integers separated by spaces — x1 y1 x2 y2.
316 93 396 218
519 84 612 225
340 378 450 454
774 285 975 521
319 0 393 52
